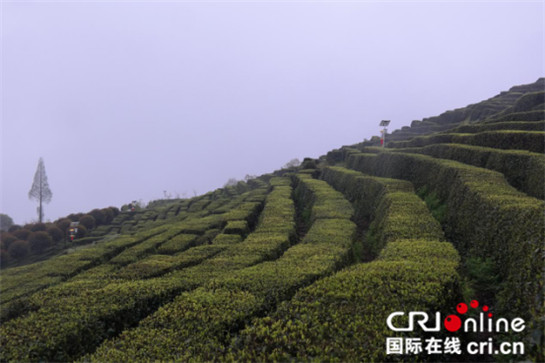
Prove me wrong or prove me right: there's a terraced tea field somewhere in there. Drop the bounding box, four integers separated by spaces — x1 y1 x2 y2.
1 79 543 361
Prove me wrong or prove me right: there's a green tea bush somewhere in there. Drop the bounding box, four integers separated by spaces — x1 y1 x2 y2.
392 143 545 199
389 130 545 153
0 179 291 362
347 151 544 342
484 110 545 123
156 233 198 255
223 220 249 236
88 175 355 361
229 168 459 361
449 120 544 133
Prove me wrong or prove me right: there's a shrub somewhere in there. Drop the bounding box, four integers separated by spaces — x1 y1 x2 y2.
346 150 544 349
47 226 64 243
0 248 9 264
8 240 30 259
392 143 545 199
78 215 96 230
301 158 317 169
7 224 21 233
103 207 117 223
0 232 17 248
89 209 106 226
29 222 47 232
29 231 53 253
12 229 31 240
76 225 87 238
55 218 71 232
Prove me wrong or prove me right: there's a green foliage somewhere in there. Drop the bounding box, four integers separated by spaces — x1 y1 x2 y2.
230 253 458 361
156 233 198 255
389 130 545 153
0 233 17 249
28 231 52 253
29 222 47 232
55 218 71 232
347 150 544 347
86 175 354 361
396 143 545 199
89 209 107 226
7 240 29 259
223 220 249 236
449 120 545 133
13 229 31 240
46 226 64 243
76 224 87 238
463 256 501 301
0 180 289 361
416 186 447 223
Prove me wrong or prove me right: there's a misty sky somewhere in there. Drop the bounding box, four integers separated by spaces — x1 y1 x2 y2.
1 1 543 225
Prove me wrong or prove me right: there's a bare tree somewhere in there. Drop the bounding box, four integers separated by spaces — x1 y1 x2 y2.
28 157 53 223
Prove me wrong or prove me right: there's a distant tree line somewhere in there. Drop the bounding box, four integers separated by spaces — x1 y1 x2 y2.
0 207 119 264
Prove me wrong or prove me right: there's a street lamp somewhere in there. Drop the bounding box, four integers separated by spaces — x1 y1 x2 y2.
379 120 390 147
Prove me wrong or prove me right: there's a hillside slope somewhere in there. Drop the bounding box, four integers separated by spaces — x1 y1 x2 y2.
1 79 543 362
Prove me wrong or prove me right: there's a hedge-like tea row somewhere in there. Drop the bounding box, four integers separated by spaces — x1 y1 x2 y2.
321 166 445 256
0 226 171 322
483 109 545 123
113 199 267 281
0 182 260 304
448 120 545 134
346 151 544 331
106 189 267 267
115 244 227 280
108 223 201 266
229 242 459 362
389 143 545 199
325 146 361 164
155 233 199 254
320 166 412 221
162 178 296 287
228 167 459 361
87 174 356 361
0 276 187 362
388 130 545 153
0 182 286 362
292 173 353 222
223 220 250 235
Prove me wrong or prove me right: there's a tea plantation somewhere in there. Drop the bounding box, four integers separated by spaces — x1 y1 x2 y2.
1 79 543 361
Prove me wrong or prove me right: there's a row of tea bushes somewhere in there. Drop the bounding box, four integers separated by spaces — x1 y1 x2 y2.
447 120 544 134
321 166 445 256
388 143 545 199
0 183 285 361
346 151 544 343
0 226 170 322
113 197 269 280
86 173 356 361
483 109 545 123
228 167 459 361
388 130 545 153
